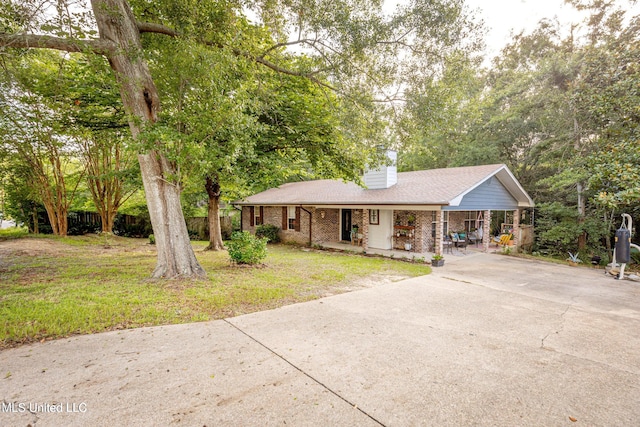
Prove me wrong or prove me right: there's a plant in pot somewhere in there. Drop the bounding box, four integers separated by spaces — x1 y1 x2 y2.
407 214 416 226
431 254 445 267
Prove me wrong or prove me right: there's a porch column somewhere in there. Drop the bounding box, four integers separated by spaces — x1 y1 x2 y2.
512 208 521 251
435 210 444 255
362 209 369 251
482 210 491 252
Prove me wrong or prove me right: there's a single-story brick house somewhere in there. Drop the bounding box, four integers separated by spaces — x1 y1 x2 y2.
234 154 534 255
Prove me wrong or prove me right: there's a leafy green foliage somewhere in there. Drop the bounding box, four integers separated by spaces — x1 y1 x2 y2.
227 231 268 265
535 202 609 256
396 2 640 257
255 224 281 243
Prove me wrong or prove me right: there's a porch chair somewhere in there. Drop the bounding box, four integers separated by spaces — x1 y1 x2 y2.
451 232 468 252
443 235 454 254
456 235 468 252
492 233 512 247
350 229 363 246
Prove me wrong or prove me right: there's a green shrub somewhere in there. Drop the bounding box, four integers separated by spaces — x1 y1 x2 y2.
255 224 281 243
227 231 268 265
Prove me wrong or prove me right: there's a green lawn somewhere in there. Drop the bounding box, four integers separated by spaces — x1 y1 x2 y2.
0 234 430 348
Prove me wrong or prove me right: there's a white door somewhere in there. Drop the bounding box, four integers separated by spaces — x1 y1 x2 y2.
368 209 393 249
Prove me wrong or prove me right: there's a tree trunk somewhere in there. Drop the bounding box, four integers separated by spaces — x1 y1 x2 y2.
574 117 587 250
577 181 587 250
31 206 39 234
97 203 117 233
205 176 224 251
103 208 116 234
38 179 68 236
91 0 205 278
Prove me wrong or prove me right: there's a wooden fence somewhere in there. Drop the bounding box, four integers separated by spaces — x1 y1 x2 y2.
518 224 534 252
186 216 233 240
36 210 234 239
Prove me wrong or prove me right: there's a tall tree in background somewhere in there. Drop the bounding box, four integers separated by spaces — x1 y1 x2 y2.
0 52 84 236
398 51 485 171
1 50 137 235
80 130 138 233
65 57 139 234
396 0 639 256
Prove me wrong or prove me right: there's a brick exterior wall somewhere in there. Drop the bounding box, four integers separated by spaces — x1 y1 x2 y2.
243 206 346 245
447 212 466 235
361 209 369 250
436 211 444 255
415 211 432 253
242 205 503 254
483 210 491 252
312 208 340 244
512 209 521 248
242 206 310 244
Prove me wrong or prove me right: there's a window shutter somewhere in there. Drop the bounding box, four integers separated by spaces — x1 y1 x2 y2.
282 207 288 230
295 207 301 232
259 206 264 225
249 206 255 227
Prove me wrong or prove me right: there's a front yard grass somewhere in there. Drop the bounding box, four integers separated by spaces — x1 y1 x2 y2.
0 235 430 348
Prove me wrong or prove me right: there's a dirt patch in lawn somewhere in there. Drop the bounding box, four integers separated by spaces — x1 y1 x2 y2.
317 273 412 297
0 238 63 257
0 235 151 257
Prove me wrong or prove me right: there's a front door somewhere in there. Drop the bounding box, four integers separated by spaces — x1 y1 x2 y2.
341 209 352 241
368 209 393 249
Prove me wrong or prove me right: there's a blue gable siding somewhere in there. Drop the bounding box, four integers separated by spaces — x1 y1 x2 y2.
443 177 519 211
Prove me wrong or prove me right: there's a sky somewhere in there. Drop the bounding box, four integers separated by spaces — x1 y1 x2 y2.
465 0 640 60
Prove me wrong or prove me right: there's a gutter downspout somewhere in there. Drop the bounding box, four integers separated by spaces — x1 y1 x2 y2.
300 206 312 246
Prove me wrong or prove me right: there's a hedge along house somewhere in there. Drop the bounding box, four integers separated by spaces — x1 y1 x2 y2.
234 154 534 256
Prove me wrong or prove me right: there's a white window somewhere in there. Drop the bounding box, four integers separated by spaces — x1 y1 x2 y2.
465 211 483 232
288 206 296 230
432 211 448 237
369 209 379 225
255 206 263 226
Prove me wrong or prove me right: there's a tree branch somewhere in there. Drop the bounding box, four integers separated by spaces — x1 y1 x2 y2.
136 21 180 38
134 20 340 92
0 33 114 56
260 38 320 56
251 54 338 91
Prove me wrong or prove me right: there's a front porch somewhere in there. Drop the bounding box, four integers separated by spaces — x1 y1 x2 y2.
318 240 488 262
240 205 532 256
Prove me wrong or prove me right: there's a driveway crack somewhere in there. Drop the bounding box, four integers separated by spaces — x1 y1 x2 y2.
541 301 573 349
223 319 386 427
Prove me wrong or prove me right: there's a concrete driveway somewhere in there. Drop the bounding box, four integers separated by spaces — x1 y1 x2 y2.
1 253 639 426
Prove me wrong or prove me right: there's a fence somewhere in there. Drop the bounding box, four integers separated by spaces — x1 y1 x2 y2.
186 216 233 240
33 209 236 239
518 224 534 252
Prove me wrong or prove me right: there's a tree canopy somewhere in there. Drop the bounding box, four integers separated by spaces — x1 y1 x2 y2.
1 0 478 276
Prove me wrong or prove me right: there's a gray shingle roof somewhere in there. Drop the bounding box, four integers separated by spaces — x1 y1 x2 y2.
236 164 533 207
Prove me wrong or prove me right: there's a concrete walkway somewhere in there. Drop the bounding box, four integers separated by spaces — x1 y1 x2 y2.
319 240 486 260
1 253 639 426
